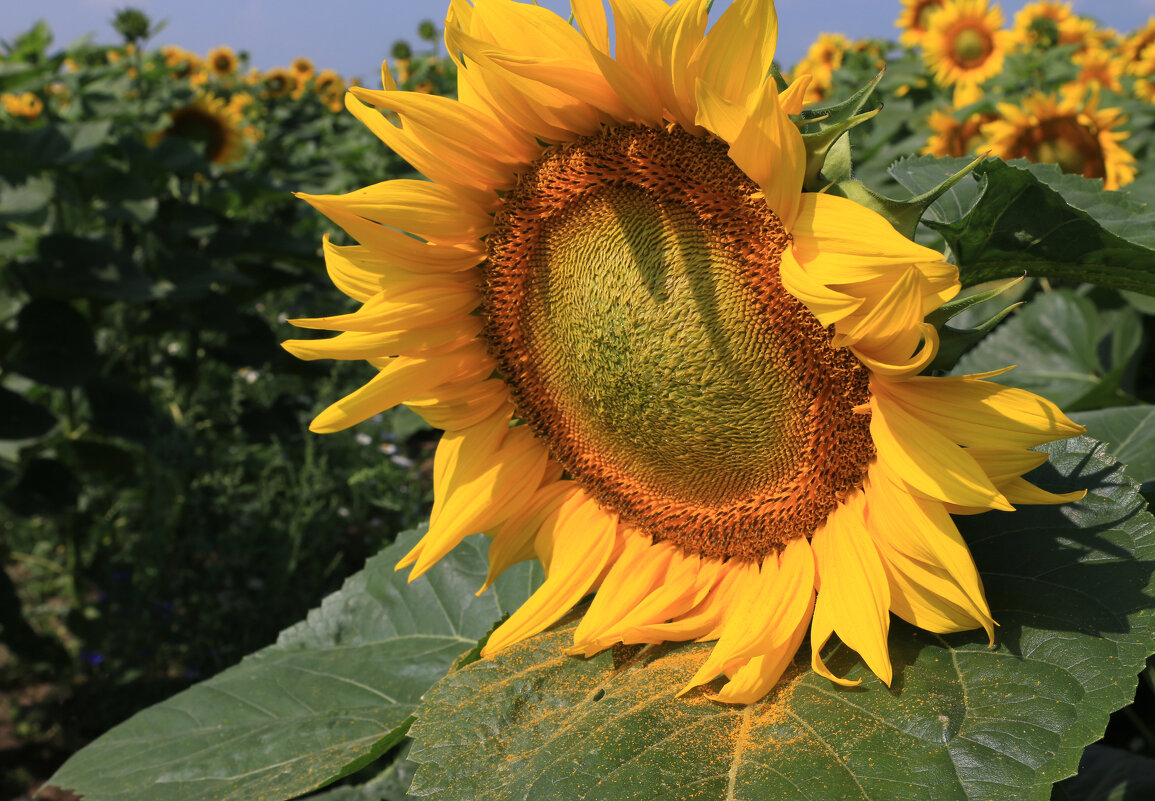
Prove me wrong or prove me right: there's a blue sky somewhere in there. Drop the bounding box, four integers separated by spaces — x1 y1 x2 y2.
5 0 1153 84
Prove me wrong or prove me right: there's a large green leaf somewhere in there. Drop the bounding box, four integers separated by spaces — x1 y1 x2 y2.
1071 406 1155 487
45 529 542 801
951 289 1142 411
407 436 1155 801
888 156 1155 293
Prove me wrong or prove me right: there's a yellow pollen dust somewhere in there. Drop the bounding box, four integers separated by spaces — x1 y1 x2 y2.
483 125 873 561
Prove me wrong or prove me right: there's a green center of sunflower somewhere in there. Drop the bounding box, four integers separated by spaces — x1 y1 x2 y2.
951 25 992 67
484 125 873 561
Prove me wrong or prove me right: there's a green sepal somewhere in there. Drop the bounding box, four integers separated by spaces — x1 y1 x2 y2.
797 69 884 189
926 276 1025 373
828 156 983 239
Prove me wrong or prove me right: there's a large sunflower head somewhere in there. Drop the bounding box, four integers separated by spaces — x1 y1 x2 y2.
982 85 1137 189
921 0 1011 104
895 0 946 47
286 0 1085 704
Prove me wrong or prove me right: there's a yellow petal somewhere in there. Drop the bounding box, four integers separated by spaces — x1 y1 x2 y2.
791 193 946 279
281 316 482 362
647 0 710 129
297 180 491 246
571 0 610 54
683 537 815 696
871 380 1013 510
864 469 995 642
307 340 492 433
778 238 864 327
482 496 619 655
288 281 480 333
313 207 485 276
625 557 745 644
409 421 552 579
811 493 893 686
479 480 581 593
881 374 1086 450
687 0 777 109
405 377 512 432
1000 477 1087 506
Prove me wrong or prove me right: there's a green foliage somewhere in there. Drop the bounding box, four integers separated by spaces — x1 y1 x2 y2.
406 436 1155 801
952 289 1143 411
0 20 453 791
889 157 1155 294
45 529 543 801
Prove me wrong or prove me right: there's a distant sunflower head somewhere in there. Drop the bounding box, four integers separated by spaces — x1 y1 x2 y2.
1011 1 1095 50
789 33 850 104
922 108 997 156
982 85 1136 189
286 0 1085 704
161 45 206 84
1122 19 1155 75
1072 46 1123 93
207 45 239 77
314 68 347 111
150 93 243 164
922 0 1011 104
262 67 297 98
1 92 43 121
291 56 316 82
895 0 946 47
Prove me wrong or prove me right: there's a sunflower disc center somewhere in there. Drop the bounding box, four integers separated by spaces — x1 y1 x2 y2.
951 25 992 67
484 126 873 560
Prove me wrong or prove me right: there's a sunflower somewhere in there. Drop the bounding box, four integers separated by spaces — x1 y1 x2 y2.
314 68 347 112
2 92 43 121
207 45 239 77
788 33 851 105
1010 0 1095 50
291 56 315 96
1072 46 1123 93
922 0 1012 105
161 45 207 86
982 85 1136 189
1135 44 1155 103
149 93 244 164
262 67 297 99
922 108 996 156
1122 19 1155 75
286 0 1085 704
895 0 946 47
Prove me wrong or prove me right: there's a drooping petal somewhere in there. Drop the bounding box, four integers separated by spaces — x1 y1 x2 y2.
810 493 893 686
482 495 620 655
306 340 493 433
871 378 1013 510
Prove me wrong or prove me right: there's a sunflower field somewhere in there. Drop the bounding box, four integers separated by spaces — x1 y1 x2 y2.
4 1 1155 800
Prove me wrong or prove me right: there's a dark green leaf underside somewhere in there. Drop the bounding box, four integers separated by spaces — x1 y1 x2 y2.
45 530 542 801
407 436 1155 801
